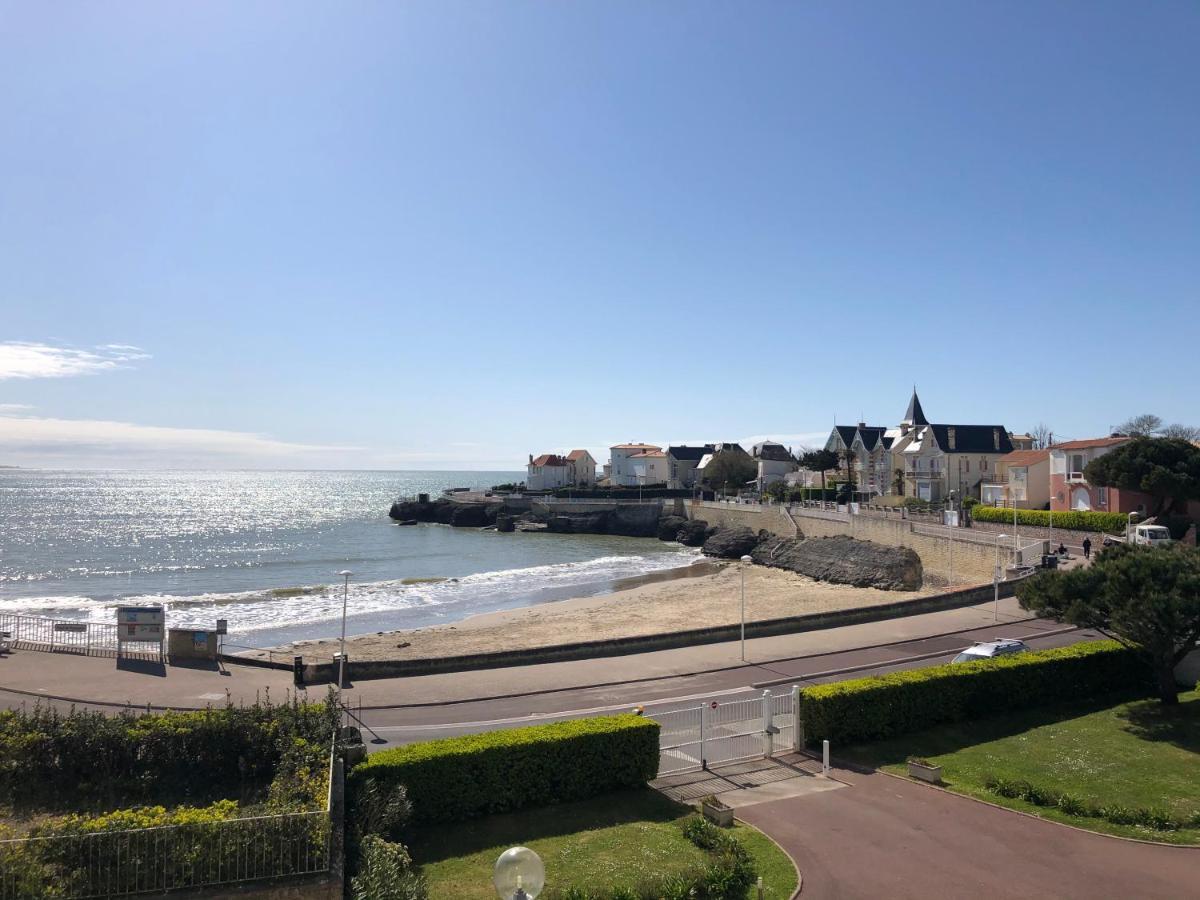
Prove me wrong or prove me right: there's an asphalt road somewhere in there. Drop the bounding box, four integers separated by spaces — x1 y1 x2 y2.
352 617 1100 747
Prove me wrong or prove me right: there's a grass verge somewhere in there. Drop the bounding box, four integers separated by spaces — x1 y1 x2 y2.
409 788 798 898
840 688 1200 844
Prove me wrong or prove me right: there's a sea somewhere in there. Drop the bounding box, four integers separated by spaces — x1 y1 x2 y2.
0 469 698 648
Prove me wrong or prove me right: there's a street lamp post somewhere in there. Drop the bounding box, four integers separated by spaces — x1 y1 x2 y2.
993 534 1007 623
337 570 353 689
740 554 752 661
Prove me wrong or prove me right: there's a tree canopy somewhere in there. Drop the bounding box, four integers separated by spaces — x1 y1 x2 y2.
1116 413 1198 441
702 451 756 492
1017 544 1200 704
799 448 840 491
1083 437 1200 515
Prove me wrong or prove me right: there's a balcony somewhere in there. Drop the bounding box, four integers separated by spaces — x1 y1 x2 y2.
1066 471 1088 484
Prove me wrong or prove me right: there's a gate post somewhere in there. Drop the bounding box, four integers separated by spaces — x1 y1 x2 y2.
700 703 707 770
791 684 804 752
762 689 776 758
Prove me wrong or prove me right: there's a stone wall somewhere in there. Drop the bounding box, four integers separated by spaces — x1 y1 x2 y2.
688 501 999 584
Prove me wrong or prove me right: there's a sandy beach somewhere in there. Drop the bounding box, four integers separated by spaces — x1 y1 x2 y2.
251 561 938 662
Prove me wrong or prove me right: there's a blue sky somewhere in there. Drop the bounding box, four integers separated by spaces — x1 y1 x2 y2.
1 2 1197 469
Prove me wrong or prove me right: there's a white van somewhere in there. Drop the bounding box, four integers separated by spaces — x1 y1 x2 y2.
1132 524 1173 546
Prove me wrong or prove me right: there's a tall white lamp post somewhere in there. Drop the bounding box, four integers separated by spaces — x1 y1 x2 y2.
740 554 752 661
993 535 1007 623
337 570 353 689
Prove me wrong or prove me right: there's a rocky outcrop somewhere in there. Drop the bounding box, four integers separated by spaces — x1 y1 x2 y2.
389 498 500 528
675 519 710 547
701 526 765 559
657 515 688 541
495 514 515 533
750 534 922 591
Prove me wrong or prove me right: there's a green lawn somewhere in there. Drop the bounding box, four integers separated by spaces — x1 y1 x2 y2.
840 688 1200 844
409 788 798 899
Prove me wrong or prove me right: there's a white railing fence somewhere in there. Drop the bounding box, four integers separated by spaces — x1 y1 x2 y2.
0 613 157 659
651 689 797 775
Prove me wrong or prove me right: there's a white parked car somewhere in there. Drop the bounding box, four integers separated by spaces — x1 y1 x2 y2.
951 639 1029 664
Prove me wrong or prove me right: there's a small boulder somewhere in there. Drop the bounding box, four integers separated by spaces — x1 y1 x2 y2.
656 515 688 541
676 519 710 547
701 526 761 559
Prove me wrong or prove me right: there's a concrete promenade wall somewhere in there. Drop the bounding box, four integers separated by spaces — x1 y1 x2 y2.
230 579 1023 682
688 501 999 584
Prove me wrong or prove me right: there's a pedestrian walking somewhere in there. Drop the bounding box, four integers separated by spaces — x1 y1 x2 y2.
1082 537 1092 559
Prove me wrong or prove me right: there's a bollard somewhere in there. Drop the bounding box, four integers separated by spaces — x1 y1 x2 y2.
822 739 830 775
292 655 305 688
756 876 764 899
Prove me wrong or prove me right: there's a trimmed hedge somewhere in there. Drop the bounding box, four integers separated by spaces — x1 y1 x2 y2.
798 640 1147 746
971 505 1128 534
349 715 659 825
0 697 337 811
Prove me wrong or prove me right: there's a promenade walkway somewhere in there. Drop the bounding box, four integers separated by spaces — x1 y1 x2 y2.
0 596 1063 712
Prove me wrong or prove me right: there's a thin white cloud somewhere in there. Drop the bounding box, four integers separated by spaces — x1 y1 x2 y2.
0 403 34 413
0 342 150 380
0 414 362 469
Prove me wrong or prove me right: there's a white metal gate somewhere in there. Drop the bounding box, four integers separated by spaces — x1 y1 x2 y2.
651 689 797 775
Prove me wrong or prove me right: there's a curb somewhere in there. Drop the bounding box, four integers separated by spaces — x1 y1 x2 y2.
732 817 804 899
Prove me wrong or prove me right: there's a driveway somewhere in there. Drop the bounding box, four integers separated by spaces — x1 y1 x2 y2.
737 767 1199 899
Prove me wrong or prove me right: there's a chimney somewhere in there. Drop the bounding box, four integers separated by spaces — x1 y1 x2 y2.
528 454 533 464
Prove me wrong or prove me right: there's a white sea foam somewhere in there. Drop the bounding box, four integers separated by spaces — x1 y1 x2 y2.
2 548 702 635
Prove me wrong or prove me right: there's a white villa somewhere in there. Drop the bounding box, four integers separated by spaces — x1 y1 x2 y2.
526 448 598 490
608 443 667 486
752 441 796 488
565 449 597 486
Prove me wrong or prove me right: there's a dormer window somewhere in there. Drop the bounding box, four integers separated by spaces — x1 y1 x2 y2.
947 427 956 451
993 428 1001 450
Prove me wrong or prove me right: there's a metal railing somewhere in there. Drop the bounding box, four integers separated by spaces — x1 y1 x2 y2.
0 811 331 899
0 613 149 659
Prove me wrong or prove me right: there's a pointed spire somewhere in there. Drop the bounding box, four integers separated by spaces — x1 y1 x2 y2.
902 388 927 427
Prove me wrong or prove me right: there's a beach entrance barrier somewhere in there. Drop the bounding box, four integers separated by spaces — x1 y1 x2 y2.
648 687 799 775
0 612 161 661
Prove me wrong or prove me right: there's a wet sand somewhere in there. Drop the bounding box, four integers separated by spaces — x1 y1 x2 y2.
248 561 937 662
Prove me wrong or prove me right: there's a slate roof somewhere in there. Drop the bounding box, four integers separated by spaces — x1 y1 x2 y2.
902 390 928 427
928 425 1014 454
833 425 858 447
668 444 715 461
753 441 794 462
855 426 889 451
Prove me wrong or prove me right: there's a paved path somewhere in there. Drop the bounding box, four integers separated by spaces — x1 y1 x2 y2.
737 765 1200 899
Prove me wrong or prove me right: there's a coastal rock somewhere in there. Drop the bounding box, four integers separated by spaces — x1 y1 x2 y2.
750 534 922 591
656 515 688 542
675 519 710 547
701 526 762 559
607 505 663 537
547 512 609 534
495 515 515 533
